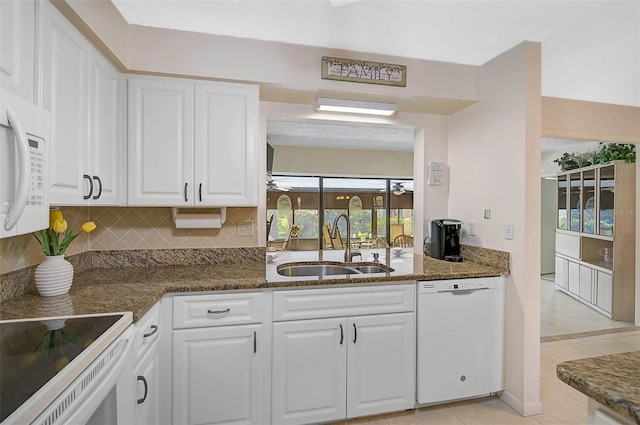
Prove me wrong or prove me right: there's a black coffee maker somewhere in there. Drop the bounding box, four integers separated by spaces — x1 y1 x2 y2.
429 219 463 262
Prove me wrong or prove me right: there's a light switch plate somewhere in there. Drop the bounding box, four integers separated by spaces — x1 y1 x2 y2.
468 221 476 236
237 221 254 237
504 222 514 240
484 209 491 219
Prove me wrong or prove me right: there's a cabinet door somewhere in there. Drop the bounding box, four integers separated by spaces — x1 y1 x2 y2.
173 324 262 425
134 341 159 425
596 272 613 313
346 313 415 419
567 260 580 295
88 52 124 205
579 265 595 303
272 318 347 425
194 82 258 206
555 256 568 289
1 0 36 103
128 78 194 206
41 2 90 205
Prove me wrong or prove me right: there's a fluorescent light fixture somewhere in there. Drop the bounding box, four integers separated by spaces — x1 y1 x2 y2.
315 97 397 116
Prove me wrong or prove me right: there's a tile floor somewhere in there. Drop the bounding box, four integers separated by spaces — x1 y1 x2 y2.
334 275 640 425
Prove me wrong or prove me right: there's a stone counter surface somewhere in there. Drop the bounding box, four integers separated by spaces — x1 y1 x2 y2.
557 351 640 424
0 247 508 323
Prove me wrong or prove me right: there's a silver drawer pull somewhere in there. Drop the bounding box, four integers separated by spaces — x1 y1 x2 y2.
143 325 158 338
207 308 231 314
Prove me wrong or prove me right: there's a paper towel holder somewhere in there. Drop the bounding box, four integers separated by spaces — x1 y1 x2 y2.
171 207 227 229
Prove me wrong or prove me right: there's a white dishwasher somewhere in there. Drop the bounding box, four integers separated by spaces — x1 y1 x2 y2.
417 277 505 405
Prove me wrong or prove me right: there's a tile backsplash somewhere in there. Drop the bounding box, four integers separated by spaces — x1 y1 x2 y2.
0 206 259 274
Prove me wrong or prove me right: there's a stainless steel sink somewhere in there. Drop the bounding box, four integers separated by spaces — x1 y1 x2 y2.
351 265 392 274
276 262 394 277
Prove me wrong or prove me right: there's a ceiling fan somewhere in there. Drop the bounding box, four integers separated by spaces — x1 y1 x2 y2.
391 182 407 195
266 175 291 191
379 182 411 195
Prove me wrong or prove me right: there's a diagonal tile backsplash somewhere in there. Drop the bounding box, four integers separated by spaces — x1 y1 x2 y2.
0 206 259 274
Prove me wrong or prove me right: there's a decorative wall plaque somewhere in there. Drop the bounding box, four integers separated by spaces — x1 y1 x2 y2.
321 56 407 87
428 162 446 186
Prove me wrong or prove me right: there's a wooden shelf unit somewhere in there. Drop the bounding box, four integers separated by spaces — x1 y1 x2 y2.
555 160 636 321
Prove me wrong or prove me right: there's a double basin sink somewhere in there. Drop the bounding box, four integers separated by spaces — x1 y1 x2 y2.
277 261 394 277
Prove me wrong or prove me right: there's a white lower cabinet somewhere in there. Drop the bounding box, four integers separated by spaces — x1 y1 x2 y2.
555 254 613 316
272 284 416 425
133 303 161 424
172 324 263 425
346 313 415 419
134 340 160 424
272 318 347 425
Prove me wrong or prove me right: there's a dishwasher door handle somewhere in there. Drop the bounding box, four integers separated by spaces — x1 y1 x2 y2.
438 287 490 295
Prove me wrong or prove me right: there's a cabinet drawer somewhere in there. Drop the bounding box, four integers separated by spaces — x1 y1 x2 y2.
173 292 264 329
134 303 160 361
273 283 415 321
556 233 580 258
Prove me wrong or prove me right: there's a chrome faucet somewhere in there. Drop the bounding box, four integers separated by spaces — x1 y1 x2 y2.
331 213 361 263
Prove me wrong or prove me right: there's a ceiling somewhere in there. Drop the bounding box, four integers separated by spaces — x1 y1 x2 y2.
110 1 638 151
111 0 632 68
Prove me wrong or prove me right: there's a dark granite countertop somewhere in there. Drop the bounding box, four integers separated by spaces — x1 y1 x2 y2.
557 351 640 424
0 250 507 323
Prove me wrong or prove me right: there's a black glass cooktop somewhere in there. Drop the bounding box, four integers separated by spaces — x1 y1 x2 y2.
0 314 123 422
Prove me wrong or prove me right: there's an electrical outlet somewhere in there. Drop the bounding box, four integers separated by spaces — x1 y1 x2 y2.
484 209 491 219
237 221 254 237
504 222 514 240
468 221 476 236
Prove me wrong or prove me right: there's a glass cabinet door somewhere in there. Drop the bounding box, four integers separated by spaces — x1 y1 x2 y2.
557 175 568 230
581 169 596 234
598 165 615 236
569 172 581 232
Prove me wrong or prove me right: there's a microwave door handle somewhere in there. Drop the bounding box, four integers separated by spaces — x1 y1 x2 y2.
4 107 30 232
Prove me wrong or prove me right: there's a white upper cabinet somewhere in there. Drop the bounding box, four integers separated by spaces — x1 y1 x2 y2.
127 78 194 206
88 52 125 205
128 76 258 207
194 82 258 206
1 0 36 103
40 2 124 205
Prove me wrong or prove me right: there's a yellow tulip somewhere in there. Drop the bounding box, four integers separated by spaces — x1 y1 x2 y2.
81 222 97 233
52 218 68 234
49 210 63 229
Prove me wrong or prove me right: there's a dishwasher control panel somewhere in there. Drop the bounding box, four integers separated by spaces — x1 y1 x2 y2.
419 277 503 293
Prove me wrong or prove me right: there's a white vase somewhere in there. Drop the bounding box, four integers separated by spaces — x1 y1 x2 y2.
35 255 74 297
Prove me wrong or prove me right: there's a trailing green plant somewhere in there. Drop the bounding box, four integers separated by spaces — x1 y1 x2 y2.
554 143 636 171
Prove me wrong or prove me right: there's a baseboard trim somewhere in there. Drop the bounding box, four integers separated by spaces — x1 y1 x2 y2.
499 391 543 416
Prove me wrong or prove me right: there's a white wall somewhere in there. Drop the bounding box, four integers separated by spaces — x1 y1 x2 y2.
448 42 542 416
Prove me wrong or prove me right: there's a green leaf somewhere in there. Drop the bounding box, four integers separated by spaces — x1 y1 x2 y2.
57 227 77 254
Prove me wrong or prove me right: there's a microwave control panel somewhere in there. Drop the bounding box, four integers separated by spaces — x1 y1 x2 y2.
25 136 45 212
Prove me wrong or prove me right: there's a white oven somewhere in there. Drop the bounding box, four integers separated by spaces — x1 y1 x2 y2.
0 89 50 239
0 312 135 425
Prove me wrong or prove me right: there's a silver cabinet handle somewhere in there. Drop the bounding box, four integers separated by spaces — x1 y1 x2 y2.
143 325 158 338
207 308 231 314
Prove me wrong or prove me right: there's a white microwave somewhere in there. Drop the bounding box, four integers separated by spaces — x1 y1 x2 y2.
0 90 50 239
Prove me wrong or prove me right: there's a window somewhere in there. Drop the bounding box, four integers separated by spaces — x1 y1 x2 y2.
267 176 413 250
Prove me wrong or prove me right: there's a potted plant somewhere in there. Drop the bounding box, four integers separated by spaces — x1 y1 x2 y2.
33 210 96 297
